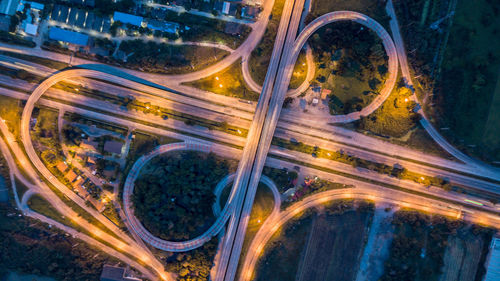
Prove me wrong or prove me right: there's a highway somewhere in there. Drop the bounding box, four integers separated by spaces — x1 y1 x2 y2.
0 121 170 281
218 0 307 280
2 53 499 184
0 1 499 280
2 59 499 205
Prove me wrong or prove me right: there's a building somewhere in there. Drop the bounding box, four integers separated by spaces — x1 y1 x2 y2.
484 237 500 281
113 11 143 27
56 162 69 173
147 19 179 34
0 0 20 16
65 170 78 182
100 265 142 281
321 89 331 100
241 5 260 19
104 140 123 155
49 27 89 46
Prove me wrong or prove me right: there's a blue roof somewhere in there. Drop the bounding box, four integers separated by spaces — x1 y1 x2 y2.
113 11 143 27
49 27 89 46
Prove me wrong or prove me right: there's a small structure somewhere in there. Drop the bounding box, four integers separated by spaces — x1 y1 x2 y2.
484 237 500 281
56 162 69 173
147 19 179 34
241 5 260 19
49 27 89 46
65 170 78 183
100 265 142 281
104 140 123 155
113 11 143 27
312 98 319 106
321 89 331 100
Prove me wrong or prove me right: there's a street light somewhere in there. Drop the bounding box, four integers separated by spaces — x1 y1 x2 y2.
219 84 223 88
215 76 220 81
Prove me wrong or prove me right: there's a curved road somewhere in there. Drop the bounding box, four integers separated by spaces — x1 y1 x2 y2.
239 187 500 281
282 11 399 123
123 141 235 252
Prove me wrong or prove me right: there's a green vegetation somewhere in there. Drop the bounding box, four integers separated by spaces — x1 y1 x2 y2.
0 30 35 47
132 151 237 241
185 59 260 101
307 21 388 115
283 177 351 209
254 200 373 281
306 0 390 27
262 166 297 192
126 131 180 164
165 238 218 281
166 13 250 48
380 210 494 281
289 50 308 89
27 194 63 221
0 96 22 138
235 183 276 279
0 204 123 280
102 202 124 228
116 40 229 74
248 0 285 85
357 82 420 137
272 137 455 193
395 0 500 162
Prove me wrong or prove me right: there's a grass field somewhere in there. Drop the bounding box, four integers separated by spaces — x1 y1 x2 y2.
289 50 308 89
248 0 286 86
184 59 260 101
0 96 22 138
307 0 389 27
358 81 419 138
296 209 372 281
432 0 500 162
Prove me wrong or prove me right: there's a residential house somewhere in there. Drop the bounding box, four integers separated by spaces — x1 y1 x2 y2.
49 27 90 46
56 161 68 173
113 11 143 27
241 5 260 19
147 19 179 34
65 170 78 182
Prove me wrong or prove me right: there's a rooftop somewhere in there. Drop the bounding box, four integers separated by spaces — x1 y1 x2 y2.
113 11 143 27
49 27 89 46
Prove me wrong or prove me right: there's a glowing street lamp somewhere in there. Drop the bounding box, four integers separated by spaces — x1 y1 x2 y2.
219 84 223 88
215 76 220 81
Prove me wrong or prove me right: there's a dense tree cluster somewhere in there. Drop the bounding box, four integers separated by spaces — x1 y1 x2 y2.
380 210 494 281
165 239 218 281
132 151 234 241
0 204 119 280
309 21 388 114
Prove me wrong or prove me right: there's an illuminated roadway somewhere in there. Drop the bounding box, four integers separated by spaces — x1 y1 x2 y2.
3 2 500 280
